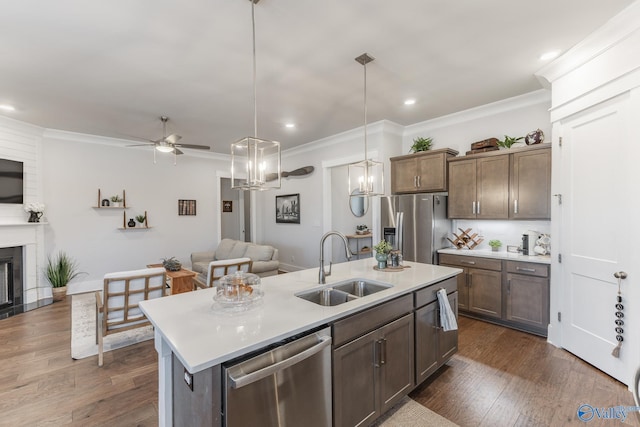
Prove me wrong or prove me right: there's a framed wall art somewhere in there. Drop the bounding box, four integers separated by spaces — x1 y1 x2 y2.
222 200 232 212
178 199 196 216
275 193 300 224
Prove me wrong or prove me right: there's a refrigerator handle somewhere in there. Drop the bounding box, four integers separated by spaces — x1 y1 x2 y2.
396 212 404 252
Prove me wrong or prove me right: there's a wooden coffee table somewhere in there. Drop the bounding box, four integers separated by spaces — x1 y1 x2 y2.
147 264 197 295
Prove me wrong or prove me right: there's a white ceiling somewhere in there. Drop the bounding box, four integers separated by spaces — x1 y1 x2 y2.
0 0 635 154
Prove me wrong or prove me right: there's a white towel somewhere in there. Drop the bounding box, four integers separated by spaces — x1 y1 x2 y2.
437 288 458 331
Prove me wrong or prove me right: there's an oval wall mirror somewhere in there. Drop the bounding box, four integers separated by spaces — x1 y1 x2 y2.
349 189 368 217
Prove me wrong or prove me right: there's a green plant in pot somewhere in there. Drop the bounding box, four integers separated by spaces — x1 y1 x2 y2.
44 252 84 302
488 240 502 252
496 135 523 149
410 137 433 153
135 214 146 225
110 195 123 207
373 240 392 269
162 257 182 272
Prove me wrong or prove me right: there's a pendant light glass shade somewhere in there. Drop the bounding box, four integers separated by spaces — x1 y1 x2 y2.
231 0 281 191
348 158 383 197
231 136 281 190
348 53 384 198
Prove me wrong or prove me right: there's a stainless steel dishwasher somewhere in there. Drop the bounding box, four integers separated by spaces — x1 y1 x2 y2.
223 327 332 427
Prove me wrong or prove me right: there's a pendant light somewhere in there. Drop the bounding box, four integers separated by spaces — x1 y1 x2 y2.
348 53 384 198
231 0 281 191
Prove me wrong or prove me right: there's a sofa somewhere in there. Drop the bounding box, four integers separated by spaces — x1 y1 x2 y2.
191 239 279 279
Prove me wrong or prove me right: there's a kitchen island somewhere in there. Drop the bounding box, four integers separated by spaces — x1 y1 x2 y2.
140 258 461 426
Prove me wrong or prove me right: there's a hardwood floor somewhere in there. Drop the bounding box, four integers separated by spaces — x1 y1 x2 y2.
0 299 637 426
411 316 640 427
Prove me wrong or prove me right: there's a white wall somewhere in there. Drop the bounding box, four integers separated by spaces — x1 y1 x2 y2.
41 131 229 291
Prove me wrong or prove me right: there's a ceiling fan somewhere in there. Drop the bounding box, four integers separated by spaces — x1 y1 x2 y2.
127 116 210 164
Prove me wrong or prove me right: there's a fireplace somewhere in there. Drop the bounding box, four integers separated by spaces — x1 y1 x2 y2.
0 246 23 319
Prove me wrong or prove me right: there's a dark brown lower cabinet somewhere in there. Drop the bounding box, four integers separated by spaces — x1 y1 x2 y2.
332 313 414 427
440 253 550 336
415 292 459 384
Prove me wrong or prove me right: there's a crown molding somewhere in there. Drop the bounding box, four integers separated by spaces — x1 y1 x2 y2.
535 1 640 86
282 119 402 159
403 89 550 135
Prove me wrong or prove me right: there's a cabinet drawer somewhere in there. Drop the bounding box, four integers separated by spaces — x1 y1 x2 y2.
332 294 412 347
506 261 549 278
439 254 502 271
414 277 457 308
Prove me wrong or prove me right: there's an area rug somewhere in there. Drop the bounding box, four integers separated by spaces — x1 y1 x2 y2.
71 292 154 360
376 396 459 427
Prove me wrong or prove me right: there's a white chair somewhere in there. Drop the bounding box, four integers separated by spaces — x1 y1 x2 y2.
95 267 166 367
193 257 252 290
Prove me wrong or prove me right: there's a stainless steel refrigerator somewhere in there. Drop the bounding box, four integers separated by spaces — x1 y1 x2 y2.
380 194 450 264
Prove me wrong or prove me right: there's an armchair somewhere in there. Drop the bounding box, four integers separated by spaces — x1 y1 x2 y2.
95 267 166 367
193 257 252 290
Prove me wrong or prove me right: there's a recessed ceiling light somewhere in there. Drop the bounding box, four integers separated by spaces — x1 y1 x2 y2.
404 99 416 106
540 50 560 61
285 123 295 128
0 104 16 112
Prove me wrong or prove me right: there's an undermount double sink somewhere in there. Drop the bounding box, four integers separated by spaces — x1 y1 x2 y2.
296 279 393 307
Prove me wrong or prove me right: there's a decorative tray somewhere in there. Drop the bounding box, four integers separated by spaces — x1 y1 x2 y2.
373 265 411 272
212 289 263 313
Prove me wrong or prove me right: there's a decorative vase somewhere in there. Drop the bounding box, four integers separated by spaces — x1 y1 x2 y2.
112 202 121 208
525 129 544 145
375 252 388 269
128 218 136 228
52 286 67 302
101 199 110 207
28 211 42 223
492 246 499 252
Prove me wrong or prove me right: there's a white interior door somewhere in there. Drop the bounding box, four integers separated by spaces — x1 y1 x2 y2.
559 93 637 385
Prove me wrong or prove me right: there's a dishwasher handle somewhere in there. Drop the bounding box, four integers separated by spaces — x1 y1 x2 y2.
228 335 332 389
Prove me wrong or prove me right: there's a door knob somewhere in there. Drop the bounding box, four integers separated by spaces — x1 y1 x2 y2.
614 271 628 280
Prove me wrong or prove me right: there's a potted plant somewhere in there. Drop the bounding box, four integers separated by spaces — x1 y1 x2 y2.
44 252 84 302
488 240 502 252
136 214 146 226
496 135 523 149
410 136 433 153
162 257 182 272
356 224 369 235
110 195 123 207
373 240 392 269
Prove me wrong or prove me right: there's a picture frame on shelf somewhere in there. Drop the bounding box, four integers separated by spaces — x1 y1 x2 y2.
276 193 300 224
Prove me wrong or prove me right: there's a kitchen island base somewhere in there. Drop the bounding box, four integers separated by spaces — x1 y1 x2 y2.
140 259 462 426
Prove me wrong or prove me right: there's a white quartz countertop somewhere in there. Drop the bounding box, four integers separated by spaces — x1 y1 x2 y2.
438 248 551 264
139 259 461 373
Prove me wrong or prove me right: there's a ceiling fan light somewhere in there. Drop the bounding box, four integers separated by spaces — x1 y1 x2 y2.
156 145 174 153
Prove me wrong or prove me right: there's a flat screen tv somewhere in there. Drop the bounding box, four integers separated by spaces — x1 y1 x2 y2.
0 158 24 204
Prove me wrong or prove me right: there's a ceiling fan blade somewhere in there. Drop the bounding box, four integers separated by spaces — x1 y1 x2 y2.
126 143 155 147
174 148 184 155
165 134 182 144
176 143 210 150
